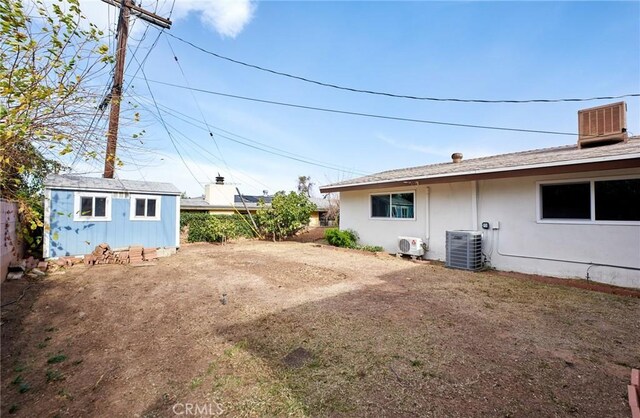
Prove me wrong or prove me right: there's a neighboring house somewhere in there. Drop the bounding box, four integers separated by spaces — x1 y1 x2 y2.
320 104 640 288
181 176 336 227
44 175 181 258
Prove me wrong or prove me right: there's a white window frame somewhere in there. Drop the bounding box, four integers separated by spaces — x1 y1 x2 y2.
129 194 161 221
369 190 416 221
73 192 112 222
536 175 640 226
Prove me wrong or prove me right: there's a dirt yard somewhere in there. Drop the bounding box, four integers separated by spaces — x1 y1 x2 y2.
2 241 639 417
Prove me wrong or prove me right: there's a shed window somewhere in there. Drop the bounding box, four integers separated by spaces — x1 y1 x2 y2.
74 193 111 221
130 195 161 220
371 192 415 219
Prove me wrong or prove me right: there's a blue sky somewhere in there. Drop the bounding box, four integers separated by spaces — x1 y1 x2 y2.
74 0 640 197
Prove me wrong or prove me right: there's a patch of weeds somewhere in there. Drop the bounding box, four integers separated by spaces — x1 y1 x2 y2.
37 342 47 349
410 359 423 368
18 383 30 393
13 364 26 373
45 327 58 332
12 375 23 385
46 369 65 382
224 340 248 357
9 404 19 414
47 354 67 364
72 359 83 366
190 377 203 390
206 361 217 375
57 388 73 400
44 336 52 342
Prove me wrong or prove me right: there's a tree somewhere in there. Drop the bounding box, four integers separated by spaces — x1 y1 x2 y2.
1 0 113 249
297 175 314 197
255 191 317 241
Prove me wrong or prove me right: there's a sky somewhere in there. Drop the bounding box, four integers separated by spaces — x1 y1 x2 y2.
69 0 640 197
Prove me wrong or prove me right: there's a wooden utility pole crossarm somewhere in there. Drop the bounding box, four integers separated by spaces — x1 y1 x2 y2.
101 0 172 179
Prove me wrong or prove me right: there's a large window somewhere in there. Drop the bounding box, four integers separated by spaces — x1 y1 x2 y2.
371 192 415 219
130 195 161 220
539 178 640 222
74 193 111 221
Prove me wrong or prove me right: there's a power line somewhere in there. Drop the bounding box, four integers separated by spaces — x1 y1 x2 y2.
166 33 640 104
137 77 578 136
135 95 367 175
132 95 369 176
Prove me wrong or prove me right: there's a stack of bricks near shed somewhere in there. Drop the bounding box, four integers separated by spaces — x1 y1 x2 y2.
143 247 158 261
129 246 144 265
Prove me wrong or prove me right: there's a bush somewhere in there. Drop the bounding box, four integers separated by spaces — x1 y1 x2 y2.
255 192 317 241
324 228 358 248
181 213 256 243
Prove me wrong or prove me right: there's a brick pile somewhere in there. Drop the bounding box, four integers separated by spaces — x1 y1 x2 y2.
129 246 144 264
143 247 157 261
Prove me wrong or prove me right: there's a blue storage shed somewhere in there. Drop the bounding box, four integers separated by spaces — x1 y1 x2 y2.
44 175 181 258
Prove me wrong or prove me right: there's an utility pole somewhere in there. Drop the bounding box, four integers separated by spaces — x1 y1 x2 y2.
101 0 172 178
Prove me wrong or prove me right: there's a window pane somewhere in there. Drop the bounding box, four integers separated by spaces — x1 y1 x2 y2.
371 195 390 217
94 197 106 217
595 179 640 221
135 199 146 216
392 193 414 218
541 183 590 219
147 199 157 217
80 197 93 217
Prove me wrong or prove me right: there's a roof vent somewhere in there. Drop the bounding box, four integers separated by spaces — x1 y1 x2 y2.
451 153 463 163
578 101 628 149
215 175 225 185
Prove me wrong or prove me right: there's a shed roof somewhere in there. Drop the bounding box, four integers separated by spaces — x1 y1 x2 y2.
181 196 334 211
320 137 640 193
45 174 181 195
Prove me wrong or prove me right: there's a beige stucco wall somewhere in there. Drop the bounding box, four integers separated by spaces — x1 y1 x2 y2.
339 167 640 288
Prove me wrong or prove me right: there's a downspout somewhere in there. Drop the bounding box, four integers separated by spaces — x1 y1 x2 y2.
424 186 430 250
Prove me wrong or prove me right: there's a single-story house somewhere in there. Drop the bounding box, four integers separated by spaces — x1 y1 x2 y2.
44 175 181 258
181 176 336 227
320 104 639 288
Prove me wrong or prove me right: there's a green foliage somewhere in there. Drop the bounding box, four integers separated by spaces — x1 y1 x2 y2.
47 354 67 364
255 192 316 241
1 0 113 253
324 228 358 248
324 228 384 252
181 212 256 243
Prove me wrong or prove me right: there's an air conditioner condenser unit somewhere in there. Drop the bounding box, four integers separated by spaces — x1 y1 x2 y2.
397 236 426 257
446 230 483 271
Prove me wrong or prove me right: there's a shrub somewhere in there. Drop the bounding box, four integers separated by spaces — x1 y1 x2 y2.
324 228 358 248
181 213 256 243
255 192 317 241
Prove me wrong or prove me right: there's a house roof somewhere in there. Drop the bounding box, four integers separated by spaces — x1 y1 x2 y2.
181 196 334 211
45 174 181 195
320 137 640 193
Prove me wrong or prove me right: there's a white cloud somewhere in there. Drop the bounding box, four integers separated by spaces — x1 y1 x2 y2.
171 0 256 38
70 0 255 38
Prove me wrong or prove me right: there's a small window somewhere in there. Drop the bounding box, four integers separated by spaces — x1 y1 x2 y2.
595 179 640 221
371 192 415 219
74 193 111 221
541 183 590 219
130 195 161 220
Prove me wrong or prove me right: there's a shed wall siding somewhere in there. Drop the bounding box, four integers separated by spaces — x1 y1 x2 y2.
47 190 177 257
339 167 640 288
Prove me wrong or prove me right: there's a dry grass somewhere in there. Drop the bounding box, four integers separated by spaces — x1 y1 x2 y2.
1 241 638 417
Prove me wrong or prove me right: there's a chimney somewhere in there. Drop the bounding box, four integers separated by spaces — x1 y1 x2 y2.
451 153 463 163
263 190 269 197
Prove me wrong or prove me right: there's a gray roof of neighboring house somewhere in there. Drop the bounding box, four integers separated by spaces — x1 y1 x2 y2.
45 174 181 195
321 137 640 192
181 195 334 211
